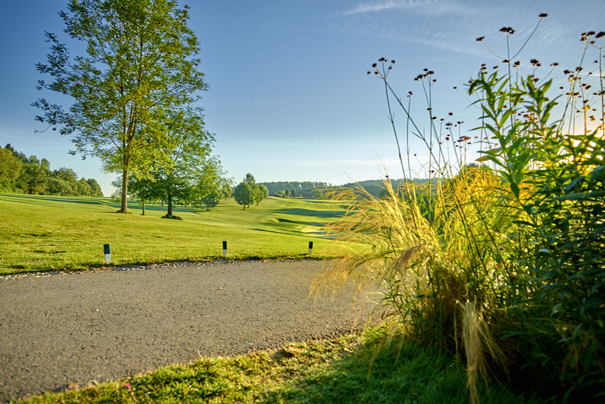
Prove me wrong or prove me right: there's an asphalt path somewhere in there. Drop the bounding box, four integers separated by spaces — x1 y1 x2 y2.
0 260 377 402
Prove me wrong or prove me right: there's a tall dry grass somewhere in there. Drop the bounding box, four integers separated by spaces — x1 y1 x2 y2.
313 17 605 403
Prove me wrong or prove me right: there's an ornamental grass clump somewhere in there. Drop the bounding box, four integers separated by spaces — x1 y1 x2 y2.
314 16 604 403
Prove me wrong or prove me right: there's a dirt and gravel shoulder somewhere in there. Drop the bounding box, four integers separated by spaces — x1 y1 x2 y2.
0 260 379 402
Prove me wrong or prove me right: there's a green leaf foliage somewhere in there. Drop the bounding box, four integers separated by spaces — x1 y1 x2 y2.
33 0 207 212
0 147 22 192
233 182 253 210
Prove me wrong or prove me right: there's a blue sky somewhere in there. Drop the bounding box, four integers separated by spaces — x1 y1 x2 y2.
0 0 603 195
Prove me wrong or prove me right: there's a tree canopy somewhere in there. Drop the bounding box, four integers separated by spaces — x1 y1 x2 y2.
233 182 253 210
194 156 231 211
33 0 207 213
233 173 267 208
123 109 228 218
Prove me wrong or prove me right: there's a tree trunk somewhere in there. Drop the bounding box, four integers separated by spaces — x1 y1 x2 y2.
120 167 129 213
141 200 145 215
167 190 173 217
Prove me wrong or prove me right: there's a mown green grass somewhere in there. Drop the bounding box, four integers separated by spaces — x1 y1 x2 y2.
19 324 541 404
0 193 348 275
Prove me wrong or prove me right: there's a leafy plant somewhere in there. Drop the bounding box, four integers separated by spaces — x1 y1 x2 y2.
315 16 605 403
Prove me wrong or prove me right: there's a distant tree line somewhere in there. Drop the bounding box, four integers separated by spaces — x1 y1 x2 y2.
257 179 429 199
0 144 103 197
338 178 428 197
259 181 329 198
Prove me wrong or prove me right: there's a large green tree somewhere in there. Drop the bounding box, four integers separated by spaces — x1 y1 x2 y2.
242 172 266 206
253 184 268 205
124 175 156 215
33 0 207 213
194 157 231 211
125 108 226 218
141 109 214 218
234 182 253 210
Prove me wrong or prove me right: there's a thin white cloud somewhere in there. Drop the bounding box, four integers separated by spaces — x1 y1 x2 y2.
340 0 478 18
321 0 604 61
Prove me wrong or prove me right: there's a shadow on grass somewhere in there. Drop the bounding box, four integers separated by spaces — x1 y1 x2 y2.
275 208 345 219
260 330 542 404
0 194 111 206
34 326 544 404
277 218 325 227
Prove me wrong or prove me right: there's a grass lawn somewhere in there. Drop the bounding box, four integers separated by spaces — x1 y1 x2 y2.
19 324 541 404
0 193 348 275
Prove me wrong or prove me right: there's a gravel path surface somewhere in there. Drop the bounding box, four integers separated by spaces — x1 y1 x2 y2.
0 260 377 402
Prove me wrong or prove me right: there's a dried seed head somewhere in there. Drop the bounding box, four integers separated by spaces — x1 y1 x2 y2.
476 36 485 41
539 13 548 18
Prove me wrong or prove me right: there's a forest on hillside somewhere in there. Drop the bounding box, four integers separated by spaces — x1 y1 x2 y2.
260 178 428 198
0 144 103 197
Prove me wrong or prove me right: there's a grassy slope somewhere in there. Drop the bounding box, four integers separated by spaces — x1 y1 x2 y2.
21 324 540 404
0 194 346 275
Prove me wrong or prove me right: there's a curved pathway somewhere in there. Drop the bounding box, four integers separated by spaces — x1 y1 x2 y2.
0 260 377 402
